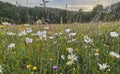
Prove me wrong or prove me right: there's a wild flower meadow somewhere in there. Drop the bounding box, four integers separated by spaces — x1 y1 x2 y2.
0 22 120 74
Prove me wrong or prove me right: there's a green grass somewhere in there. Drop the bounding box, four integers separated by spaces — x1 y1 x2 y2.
0 22 120 74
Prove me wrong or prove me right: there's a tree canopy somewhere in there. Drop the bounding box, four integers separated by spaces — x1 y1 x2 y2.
0 1 120 24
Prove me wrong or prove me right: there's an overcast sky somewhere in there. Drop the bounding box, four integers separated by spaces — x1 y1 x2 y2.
0 0 120 11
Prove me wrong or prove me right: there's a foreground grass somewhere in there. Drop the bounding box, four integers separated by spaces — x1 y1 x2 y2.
0 23 120 74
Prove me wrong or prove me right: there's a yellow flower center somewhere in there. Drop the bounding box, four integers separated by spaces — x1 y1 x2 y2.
42 36 46 40
67 61 73 65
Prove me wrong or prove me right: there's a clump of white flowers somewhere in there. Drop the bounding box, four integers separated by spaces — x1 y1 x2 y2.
110 32 119 37
18 30 27 36
67 53 77 62
109 51 120 59
26 28 32 33
67 48 74 53
66 53 77 66
59 32 63 35
65 28 71 33
8 43 15 49
84 35 93 44
69 32 76 37
98 63 109 71
7 32 16 36
18 27 32 36
25 37 33 44
36 31 47 40
66 48 78 66
2 22 10 25
61 55 65 60
49 36 54 40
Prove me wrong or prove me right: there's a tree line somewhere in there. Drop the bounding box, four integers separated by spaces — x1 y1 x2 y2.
0 1 120 24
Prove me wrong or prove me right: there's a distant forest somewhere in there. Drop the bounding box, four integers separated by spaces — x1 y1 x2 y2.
0 1 120 24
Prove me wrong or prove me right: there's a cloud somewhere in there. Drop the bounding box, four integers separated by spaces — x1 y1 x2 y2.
70 5 94 11
49 0 120 11
59 5 94 11
90 0 112 6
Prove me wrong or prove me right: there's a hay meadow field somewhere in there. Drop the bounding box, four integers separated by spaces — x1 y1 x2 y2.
0 22 120 74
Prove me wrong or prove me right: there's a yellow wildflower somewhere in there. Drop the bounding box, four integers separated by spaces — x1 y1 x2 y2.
0 26 4 29
104 44 109 47
26 64 31 69
0 32 5 35
81 34 84 37
66 48 68 50
50 58 52 61
106 45 109 48
96 49 99 53
103 44 106 47
13 51 16 54
75 48 79 51
32 66 37 71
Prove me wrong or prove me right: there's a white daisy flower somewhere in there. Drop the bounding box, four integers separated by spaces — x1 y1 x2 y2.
110 32 119 37
25 37 33 44
8 43 15 49
69 33 76 37
18 30 27 36
59 32 63 35
95 53 99 56
49 36 54 40
26 28 32 33
67 48 74 53
53 33 58 36
7 32 16 36
71 39 76 42
109 51 120 59
84 35 93 44
53 41 57 44
68 53 77 62
36 31 47 36
2 22 10 25
65 29 71 33
40 34 47 40
98 63 109 70
61 55 65 60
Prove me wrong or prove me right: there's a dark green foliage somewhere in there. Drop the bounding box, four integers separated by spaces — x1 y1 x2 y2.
0 1 120 24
